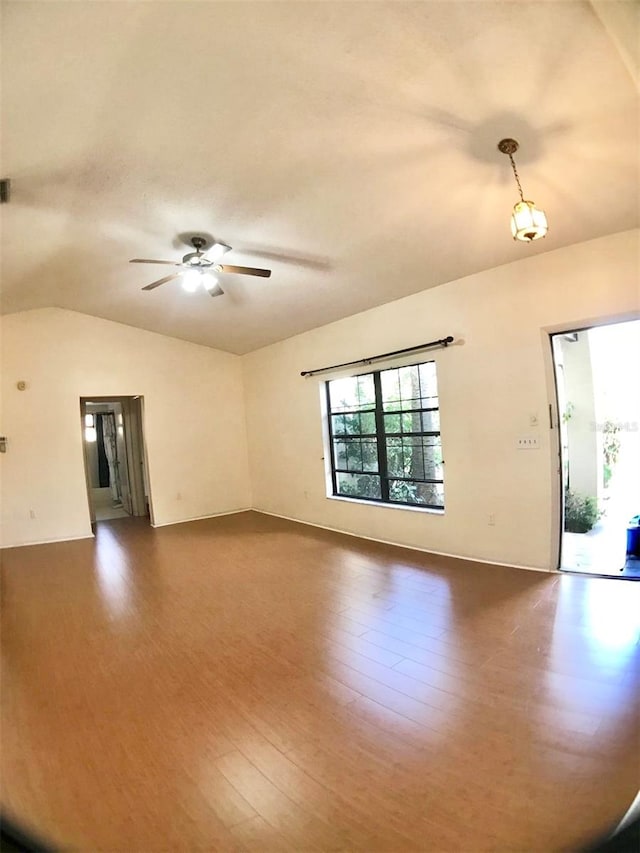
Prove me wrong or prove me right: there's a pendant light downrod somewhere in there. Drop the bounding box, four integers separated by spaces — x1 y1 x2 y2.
498 138 548 242
498 138 524 201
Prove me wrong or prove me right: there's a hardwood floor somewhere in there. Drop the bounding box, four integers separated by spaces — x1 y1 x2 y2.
1 511 639 852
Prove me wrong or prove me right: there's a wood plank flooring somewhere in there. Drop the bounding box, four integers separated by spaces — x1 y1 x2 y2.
1 511 639 851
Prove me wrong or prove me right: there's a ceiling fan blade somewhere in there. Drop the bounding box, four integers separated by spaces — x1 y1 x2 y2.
241 248 330 271
141 273 181 291
206 282 225 298
130 259 179 265
209 242 232 260
217 264 271 278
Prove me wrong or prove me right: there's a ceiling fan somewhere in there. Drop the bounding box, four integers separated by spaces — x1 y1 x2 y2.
130 236 271 297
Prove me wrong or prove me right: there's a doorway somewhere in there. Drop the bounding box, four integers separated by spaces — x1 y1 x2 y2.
551 320 640 578
81 396 151 524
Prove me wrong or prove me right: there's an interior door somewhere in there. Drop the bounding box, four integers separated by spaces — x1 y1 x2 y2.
122 397 148 517
80 401 96 524
114 406 132 515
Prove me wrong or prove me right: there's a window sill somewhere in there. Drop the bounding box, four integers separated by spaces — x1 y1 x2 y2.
326 494 445 516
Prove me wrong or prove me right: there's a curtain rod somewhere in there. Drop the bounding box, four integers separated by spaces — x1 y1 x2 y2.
300 336 454 377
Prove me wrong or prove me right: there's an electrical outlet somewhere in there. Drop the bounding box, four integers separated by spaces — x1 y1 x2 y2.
488 514 496 526
517 436 540 449
29 509 36 519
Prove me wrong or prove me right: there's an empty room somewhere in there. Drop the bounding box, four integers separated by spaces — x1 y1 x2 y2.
1 1 639 851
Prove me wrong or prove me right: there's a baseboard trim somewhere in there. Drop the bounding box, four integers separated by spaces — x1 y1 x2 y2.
1 509 252 547
1 533 95 550
252 508 554 574
151 508 252 529
0 509 555 574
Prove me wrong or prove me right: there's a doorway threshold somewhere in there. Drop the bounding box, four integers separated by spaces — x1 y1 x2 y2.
560 560 640 581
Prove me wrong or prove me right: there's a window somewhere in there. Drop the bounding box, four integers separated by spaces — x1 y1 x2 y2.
326 361 444 510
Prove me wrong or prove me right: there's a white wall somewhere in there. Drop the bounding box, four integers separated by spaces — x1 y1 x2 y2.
243 230 639 571
0 308 251 547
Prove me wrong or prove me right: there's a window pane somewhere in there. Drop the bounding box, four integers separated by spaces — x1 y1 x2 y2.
419 362 438 401
381 369 402 410
381 361 439 412
336 472 381 500
334 438 379 473
386 437 404 478
398 365 422 410
360 411 376 434
345 439 363 472
362 438 379 472
356 374 376 408
333 411 377 437
384 413 401 433
385 411 439 435
381 366 419 411
334 438 360 471
332 414 346 435
406 437 424 479
421 410 440 432
401 411 423 434
344 412 363 435
329 374 374 413
423 436 443 479
385 436 443 480
329 376 358 412
389 480 444 507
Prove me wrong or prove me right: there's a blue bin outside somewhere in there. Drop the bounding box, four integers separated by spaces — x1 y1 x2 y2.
627 515 640 557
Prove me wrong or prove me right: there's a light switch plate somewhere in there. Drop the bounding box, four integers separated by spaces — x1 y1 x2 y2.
517 436 540 449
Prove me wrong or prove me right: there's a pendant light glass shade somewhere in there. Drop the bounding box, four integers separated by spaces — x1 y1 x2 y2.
510 200 548 242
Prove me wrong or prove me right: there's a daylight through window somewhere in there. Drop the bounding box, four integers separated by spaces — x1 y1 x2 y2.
326 361 444 509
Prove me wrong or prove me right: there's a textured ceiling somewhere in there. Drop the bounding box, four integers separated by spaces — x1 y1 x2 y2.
1 1 638 354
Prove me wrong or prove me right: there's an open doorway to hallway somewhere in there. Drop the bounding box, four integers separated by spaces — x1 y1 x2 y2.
80 396 151 524
552 320 640 578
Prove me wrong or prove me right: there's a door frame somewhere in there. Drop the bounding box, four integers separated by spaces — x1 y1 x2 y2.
80 399 97 525
80 395 155 525
544 311 640 573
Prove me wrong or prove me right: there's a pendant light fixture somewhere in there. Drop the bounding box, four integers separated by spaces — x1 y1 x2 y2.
498 138 548 242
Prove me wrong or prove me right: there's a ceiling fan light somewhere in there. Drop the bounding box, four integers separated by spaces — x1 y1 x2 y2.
182 270 201 292
201 273 219 291
510 200 548 242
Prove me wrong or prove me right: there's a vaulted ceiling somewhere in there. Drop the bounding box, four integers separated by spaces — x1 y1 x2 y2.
1 1 638 353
